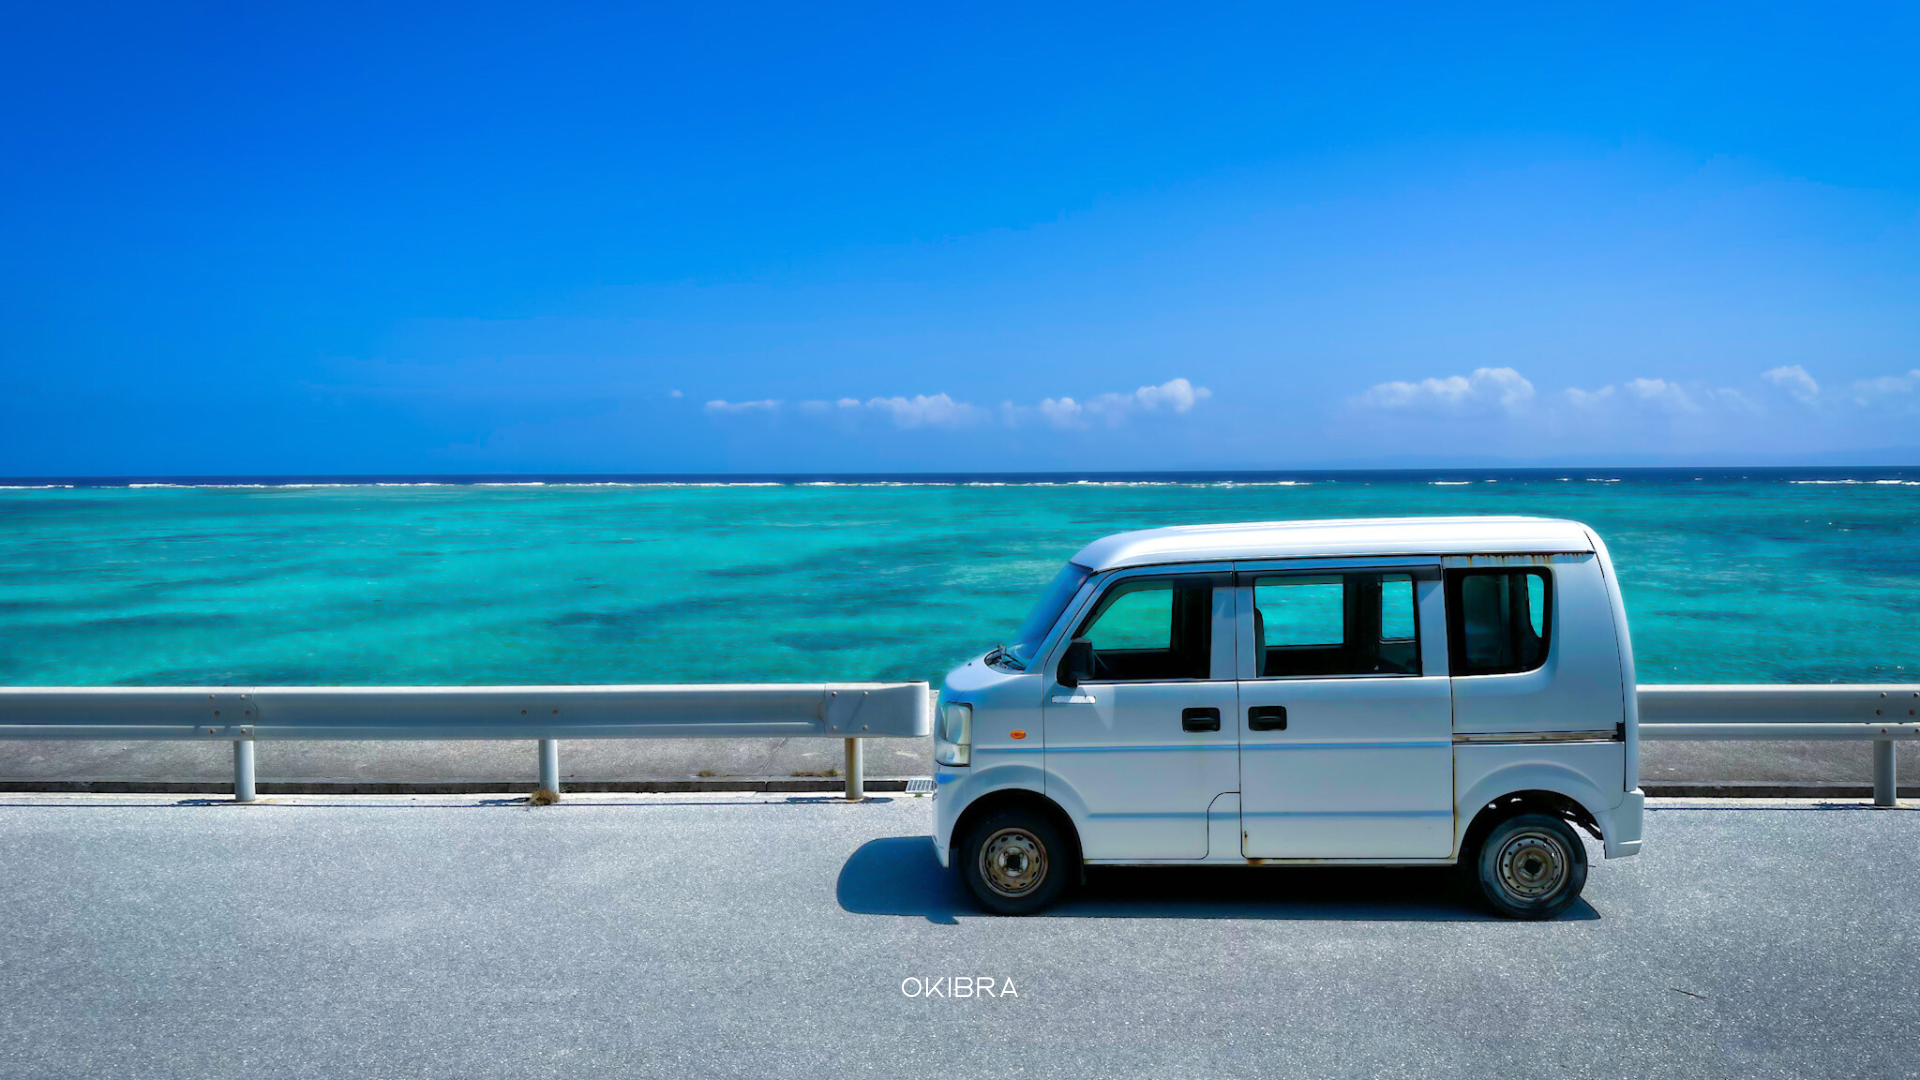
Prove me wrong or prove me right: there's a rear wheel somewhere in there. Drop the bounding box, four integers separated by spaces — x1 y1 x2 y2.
1469 812 1588 920
960 808 1071 915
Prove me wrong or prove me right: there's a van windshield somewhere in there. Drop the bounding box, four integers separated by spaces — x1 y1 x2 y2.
999 563 1092 670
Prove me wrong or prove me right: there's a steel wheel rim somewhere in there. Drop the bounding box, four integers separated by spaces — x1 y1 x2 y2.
979 827 1048 897
1495 829 1569 901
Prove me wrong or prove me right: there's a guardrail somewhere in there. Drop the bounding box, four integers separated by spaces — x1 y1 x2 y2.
0 682 1913 805
1639 685 1920 806
0 684 931 802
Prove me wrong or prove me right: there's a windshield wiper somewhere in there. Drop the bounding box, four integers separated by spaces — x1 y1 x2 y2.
990 644 1026 671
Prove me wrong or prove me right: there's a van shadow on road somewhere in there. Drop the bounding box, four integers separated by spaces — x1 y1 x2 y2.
836 836 1598 924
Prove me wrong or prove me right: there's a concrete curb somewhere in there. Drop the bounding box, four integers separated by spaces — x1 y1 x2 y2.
1642 781 1914 799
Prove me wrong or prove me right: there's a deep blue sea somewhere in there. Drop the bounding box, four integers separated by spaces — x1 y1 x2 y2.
1 469 1916 686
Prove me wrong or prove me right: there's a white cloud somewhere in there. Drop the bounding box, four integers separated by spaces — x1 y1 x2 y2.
1037 378 1215 429
1850 369 1920 407
1564 378 1757 418
1623 378 1700 414
1357 367 1535 413
1037 396 1085 428
1369 367 1784 431
863 392 984 429
1562 385 1616 410
1763 365 1820 404
704 398 781 415
1133 377 1211 413
797 398 865 417
1363 367 1777 422
1704 386 1761 414
711 377 1212 432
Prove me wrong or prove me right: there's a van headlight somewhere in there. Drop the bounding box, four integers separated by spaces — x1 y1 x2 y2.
935 702 972 767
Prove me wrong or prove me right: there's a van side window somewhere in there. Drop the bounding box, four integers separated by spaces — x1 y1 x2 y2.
1251 572 1421 677
1075 577 1213 681
1446 568 1552 676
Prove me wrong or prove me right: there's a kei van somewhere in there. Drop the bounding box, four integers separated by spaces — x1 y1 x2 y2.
931 516 1645 919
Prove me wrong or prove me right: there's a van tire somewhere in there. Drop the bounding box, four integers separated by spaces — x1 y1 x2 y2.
960 808 1071 915
1469 812 1588 920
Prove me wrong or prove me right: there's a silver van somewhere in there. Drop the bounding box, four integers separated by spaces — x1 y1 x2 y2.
931 516 1644 918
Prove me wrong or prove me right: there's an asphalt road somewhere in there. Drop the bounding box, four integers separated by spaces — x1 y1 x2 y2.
0 794 1915 1079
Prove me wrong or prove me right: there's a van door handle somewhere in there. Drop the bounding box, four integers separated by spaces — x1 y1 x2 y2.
1248 705 1288 731
1181 707 1221 732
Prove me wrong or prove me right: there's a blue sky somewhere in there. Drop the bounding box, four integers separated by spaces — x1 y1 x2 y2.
2 2 1917 474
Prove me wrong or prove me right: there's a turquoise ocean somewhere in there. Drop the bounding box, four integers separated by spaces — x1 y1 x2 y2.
1 469 1916 687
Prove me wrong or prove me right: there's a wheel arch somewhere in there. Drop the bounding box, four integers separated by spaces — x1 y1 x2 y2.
1460 789 1602 860
1456 763 1614 860
950 787 1084 871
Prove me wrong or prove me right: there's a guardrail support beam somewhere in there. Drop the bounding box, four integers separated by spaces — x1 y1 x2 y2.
844 738 863 801
233 740 255 803
1873 739 1896 807
538 739 560 794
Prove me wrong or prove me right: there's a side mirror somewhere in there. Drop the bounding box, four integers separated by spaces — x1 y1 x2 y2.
1058 638 1095 689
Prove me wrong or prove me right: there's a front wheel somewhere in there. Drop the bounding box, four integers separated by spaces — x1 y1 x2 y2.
960 808 1071 915
1469 812 1588 920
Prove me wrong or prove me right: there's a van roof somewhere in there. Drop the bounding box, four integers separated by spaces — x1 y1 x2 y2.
1071 516 1596 572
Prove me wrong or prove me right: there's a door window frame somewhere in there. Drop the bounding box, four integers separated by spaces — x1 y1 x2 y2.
1231 559 1445 681
1046 565 1238 685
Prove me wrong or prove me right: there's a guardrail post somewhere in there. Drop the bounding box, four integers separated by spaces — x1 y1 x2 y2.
538 738 560 795
233 740 256 803
1873 739 1896 807
844 737 863 801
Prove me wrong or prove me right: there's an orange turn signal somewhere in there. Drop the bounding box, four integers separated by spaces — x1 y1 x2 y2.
1009 730 1027 740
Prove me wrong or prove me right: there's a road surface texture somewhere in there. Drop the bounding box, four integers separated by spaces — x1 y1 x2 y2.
0 736 1912 793
0 794 1915 1079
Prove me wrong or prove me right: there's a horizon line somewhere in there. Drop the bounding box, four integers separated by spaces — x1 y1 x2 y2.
6 463 1920 487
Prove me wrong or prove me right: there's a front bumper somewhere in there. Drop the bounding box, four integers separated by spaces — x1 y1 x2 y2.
932 768 962 868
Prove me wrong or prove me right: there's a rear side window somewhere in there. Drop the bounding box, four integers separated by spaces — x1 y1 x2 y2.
1446 568 1552 676
1250 571 1421 677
